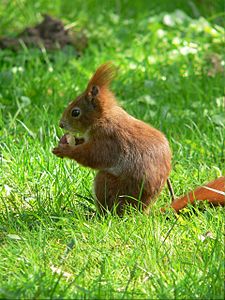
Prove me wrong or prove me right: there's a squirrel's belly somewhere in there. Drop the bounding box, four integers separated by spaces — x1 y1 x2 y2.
105 152 141 177
105 165 123 176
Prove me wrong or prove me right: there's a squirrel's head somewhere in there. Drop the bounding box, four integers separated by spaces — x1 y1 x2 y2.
59 62 116 134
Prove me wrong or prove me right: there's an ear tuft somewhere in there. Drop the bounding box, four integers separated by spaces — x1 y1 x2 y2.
86 62 116 92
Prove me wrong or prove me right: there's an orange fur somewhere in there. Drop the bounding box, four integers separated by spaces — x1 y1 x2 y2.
170 177 225 212
53 63 224 215
53 63 171 214
86 62 116 91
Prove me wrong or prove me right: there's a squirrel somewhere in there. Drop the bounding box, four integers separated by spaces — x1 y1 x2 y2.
52 63 225 215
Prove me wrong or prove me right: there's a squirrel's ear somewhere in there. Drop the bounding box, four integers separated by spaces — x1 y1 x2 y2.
85 63 116 108
86 85 99 100
86 85 100 107
90 85 99 97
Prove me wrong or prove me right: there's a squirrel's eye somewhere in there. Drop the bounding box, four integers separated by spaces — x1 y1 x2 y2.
71 108 80 118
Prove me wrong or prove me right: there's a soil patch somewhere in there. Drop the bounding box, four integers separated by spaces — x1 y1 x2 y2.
0 14 87 52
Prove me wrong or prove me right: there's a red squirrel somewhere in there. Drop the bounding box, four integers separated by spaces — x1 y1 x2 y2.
52 63 225 215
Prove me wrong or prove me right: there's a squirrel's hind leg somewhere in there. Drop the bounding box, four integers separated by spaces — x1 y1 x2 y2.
94 171 153 215
94 171 122 215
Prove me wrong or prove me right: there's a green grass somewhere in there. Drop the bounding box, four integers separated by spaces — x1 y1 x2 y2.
0 0 224 299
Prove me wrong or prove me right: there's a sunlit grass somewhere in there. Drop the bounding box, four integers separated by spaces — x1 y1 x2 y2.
0 0 224 299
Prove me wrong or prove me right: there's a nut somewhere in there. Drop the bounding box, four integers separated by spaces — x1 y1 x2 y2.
66 133 76 146
59 133 76 146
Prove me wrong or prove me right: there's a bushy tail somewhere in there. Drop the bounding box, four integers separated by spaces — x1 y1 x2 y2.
170 177 225 212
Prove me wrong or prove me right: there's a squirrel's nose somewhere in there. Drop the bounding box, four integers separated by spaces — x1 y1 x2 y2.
59 121 65 128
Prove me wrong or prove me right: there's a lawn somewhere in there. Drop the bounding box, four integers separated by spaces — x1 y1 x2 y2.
0 0 224 299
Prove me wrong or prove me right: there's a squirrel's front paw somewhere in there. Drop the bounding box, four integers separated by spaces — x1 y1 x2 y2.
52 144 70 158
